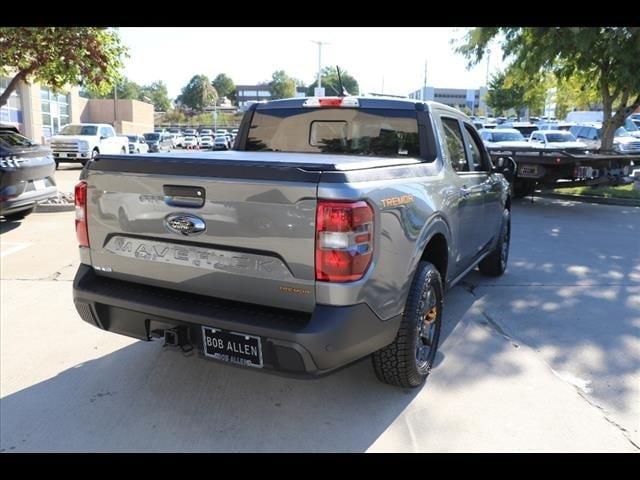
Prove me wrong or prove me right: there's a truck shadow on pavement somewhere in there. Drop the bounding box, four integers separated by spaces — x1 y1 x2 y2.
0 285 496 453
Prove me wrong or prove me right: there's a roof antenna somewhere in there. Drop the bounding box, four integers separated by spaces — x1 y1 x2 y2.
336 66 349 97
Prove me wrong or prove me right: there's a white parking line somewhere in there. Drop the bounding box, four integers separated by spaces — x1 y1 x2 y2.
1 242 32 258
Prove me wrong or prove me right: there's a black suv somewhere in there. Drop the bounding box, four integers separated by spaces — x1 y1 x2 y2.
0 125 58 221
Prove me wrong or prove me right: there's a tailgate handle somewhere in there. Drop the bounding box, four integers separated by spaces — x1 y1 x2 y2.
163 185 205 208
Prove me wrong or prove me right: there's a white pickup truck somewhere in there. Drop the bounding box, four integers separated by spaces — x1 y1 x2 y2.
50 123 128 168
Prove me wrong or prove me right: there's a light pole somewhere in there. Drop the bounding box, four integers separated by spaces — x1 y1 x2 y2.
311 40 329 95
485 48 491 87
113 83 118 132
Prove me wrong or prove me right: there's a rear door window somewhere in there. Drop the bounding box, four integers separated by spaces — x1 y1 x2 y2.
462 123 487 172
441 117 469 173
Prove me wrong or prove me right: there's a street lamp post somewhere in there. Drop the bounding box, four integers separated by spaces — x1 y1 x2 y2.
485 48 491 87
113 83 118 133
311 40 329 96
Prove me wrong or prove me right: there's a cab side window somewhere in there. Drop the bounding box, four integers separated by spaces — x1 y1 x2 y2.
462 123 486 172
100 126 114 138
441 117 469 173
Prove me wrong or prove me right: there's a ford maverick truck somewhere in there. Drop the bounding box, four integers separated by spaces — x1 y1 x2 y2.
72 96 513 388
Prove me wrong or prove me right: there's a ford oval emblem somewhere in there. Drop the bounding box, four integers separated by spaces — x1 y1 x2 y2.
165 213 206 236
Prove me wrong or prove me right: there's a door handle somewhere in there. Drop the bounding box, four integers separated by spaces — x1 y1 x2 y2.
163 185 205 208
460 186 471 197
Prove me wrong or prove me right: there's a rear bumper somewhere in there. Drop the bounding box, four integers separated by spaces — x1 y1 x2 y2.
72 264 401 376
1 186 58 215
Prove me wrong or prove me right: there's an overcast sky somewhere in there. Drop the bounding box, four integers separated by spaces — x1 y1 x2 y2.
119 27 508 99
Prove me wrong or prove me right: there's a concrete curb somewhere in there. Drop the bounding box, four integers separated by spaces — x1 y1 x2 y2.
540 192 640 207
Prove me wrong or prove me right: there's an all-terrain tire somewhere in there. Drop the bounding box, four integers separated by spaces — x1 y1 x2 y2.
372 261 443 388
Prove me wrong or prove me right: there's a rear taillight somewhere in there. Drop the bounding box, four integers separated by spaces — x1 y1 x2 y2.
315 200 374 282
75 181 89 247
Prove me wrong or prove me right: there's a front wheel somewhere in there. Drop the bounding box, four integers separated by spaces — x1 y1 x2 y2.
478 208 511 277
372 261 443 388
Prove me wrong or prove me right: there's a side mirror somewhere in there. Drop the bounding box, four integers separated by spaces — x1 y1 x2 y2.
100 135 107 140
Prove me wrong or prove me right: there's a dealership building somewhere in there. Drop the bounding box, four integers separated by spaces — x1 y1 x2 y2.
1 76 155 143
235 84 307 109
408 86 490 115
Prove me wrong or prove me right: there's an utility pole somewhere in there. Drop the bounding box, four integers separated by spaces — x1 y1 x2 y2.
485 48 491 87
113 83 118 133
424 59 428 88
311 40 329 95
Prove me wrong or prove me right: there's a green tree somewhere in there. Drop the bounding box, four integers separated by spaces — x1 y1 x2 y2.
212 73 235 103
141 81 171 111
307 66 360 96
158 108 188 125
456 27 640 149
0 27 127 107
486 71 526 116
81 77 142 100
554 72 601 119
177 74 218 112
268 70 297 100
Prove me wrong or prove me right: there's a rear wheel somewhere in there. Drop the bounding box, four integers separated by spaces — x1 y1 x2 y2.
372 261 443 388
479 208 510 277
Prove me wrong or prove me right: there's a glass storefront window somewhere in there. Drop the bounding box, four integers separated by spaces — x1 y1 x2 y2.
0 76 23 126
40 87 71 135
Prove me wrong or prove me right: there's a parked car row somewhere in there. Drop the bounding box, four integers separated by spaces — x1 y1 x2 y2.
477 119 640 155
479 124 640 154
155 127 239 150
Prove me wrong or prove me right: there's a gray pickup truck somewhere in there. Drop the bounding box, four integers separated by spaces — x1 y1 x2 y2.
72 96 514 388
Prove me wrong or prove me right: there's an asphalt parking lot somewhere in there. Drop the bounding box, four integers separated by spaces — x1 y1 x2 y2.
1 165 638 452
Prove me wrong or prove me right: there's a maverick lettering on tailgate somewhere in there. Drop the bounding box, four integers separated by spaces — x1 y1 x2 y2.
104 236 293 280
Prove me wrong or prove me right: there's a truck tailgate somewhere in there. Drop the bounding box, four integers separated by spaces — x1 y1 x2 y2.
86 156 319 312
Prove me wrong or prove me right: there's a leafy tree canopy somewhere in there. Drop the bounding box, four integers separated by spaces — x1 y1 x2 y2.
268 70 297 100
177 74 218 112
307 66 360 96
212 73 235 103
456 27 640 149
0 27 127 107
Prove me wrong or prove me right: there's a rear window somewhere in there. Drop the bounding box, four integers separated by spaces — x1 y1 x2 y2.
491 131 525 142
245 107 420 157
59 125 98 136
0 131 36 149
546 133 576 142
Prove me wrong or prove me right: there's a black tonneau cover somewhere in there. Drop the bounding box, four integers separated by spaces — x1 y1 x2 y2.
88 151 424 182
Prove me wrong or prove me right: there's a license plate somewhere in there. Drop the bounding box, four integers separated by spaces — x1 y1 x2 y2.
202 326 263 368
519 165 539 177
34 179 46 190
